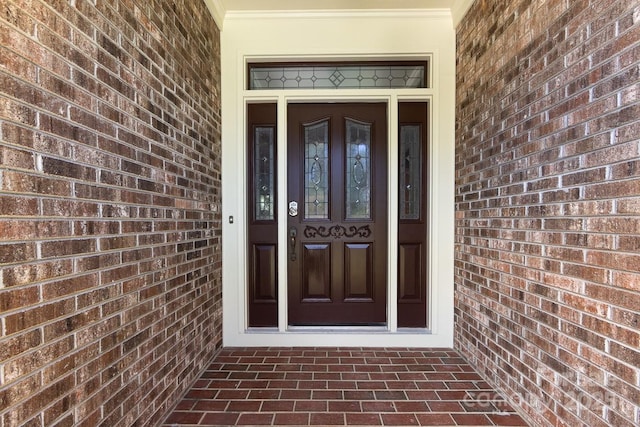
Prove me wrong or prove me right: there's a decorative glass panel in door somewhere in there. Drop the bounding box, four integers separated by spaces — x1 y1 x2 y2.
345 119 371 219
304 121 329 219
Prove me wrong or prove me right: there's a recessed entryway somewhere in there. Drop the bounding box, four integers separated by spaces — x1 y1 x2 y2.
221 10 456 347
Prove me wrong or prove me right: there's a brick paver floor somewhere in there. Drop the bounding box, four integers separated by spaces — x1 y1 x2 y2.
162 347 529 426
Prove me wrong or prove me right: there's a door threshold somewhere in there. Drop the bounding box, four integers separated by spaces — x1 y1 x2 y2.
244 326 433 334
229 327 443 347
287 325 389 333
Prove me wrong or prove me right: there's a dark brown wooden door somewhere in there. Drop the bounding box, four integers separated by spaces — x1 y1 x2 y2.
397 102 428 327
247 103 278 327
287 103 387 325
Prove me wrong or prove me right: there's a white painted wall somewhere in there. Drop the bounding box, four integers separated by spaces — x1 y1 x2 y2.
221 10 455 347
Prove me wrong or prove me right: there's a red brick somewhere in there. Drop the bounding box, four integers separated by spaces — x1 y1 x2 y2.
456 1 640 426
4 298 75 334
4 336 74 383
2 260 73 288
0 329 42 361
3 170 71 196
41 199 100 217
200 413 239 425
1 1 221 425
380 413 419 426
0 195 38 216
273 413 309 425
41 239 96 258
1 144 35 170
237 413 274 425
618 235 640 252
0 284 39 312
164 411 203 424
0 243 36 264
416 413 455 425
612 271 640 292
309 412 344 425
574 255 627 286
562 262 608 283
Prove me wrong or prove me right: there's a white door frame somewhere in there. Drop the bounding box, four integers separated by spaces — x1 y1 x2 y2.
221 10 455 347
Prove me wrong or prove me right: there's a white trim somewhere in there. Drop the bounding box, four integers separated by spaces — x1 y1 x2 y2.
203 1 475 31
276 96 288 332
388 94 399 333
226 330 452 348
224 9 451 21
451 0 475 27
202 0 225 30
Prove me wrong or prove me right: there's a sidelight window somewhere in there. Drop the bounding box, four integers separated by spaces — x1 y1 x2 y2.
254 127 275 221
399 125 421 220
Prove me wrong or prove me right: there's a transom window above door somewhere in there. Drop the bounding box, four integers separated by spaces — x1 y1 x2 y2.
247 61 429 90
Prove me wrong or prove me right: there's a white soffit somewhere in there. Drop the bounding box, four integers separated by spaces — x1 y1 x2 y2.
204 0 475 29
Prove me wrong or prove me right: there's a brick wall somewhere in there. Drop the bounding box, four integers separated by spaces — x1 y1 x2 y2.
455 0 639 426
0 1 221 426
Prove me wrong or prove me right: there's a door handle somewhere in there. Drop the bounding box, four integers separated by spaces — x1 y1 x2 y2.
289 227 297 261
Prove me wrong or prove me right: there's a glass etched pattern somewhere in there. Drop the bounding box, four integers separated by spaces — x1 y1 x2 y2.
254 127 275 221
346 120 371 219
399 125 421 220
250 64 426 90
305 121 329 219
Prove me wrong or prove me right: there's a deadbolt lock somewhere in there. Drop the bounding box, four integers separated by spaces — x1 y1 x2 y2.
288 201 298 217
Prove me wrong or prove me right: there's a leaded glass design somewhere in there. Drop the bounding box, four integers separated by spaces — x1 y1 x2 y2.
346 119 371 219
399 125 421 220
249 63 427 90
254 127 275 221
304 121 329 219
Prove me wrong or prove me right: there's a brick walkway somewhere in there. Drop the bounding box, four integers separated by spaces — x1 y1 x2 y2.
162 348 528 426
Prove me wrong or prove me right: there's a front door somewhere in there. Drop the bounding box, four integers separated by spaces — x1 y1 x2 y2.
287 103 388 325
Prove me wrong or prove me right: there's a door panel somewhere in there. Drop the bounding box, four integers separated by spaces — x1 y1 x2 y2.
397 102 429 327
344 243 373 300
398 243 422 300
253 244 277 300
302 243 331 301
247 103 278 327
288 103 387 326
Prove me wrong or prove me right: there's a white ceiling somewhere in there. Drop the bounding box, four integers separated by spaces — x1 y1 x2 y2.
205 0 474 28
218 0 458 12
